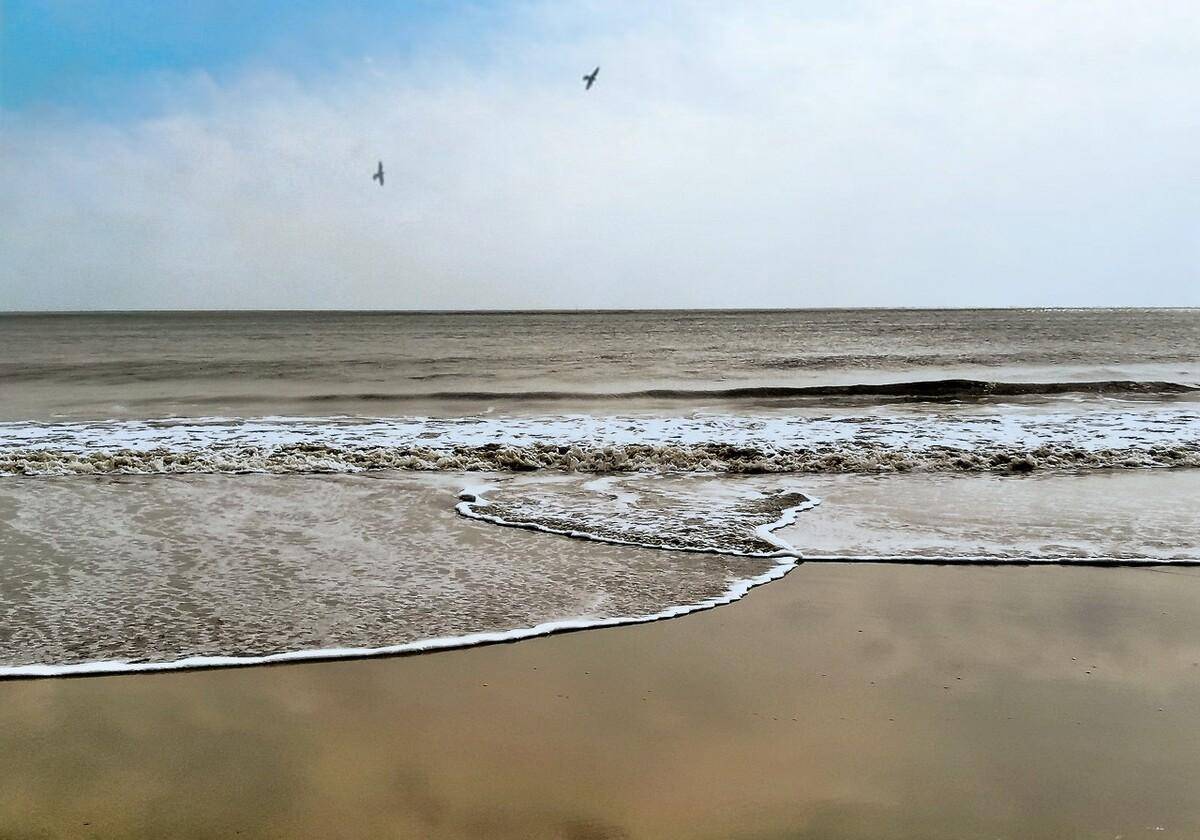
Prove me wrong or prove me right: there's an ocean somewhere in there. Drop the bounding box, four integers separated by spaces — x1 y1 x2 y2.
2 308 1198 676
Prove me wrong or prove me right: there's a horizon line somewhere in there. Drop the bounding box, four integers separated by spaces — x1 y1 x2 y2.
3 305 1198 316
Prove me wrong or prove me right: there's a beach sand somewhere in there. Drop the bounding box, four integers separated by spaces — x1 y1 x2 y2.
3 559 1200 839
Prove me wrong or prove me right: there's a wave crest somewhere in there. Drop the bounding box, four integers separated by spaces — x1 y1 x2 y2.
118 378 1198 407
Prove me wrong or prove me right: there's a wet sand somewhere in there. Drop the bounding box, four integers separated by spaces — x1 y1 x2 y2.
4 561 1200 839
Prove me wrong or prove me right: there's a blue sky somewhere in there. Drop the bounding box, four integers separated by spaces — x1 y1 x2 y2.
2 1 1198 309
1 0 505 116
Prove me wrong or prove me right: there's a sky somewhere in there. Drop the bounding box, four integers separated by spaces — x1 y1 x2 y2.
2 0 1198 310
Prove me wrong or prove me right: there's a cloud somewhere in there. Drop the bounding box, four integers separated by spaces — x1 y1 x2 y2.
2 0 1199 310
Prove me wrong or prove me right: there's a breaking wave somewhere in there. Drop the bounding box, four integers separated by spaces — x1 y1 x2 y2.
2 406 1197 476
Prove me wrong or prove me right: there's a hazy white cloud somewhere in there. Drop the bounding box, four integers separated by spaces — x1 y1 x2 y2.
2 0 1199 310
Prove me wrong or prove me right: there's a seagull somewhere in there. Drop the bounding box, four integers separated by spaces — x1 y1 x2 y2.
372 161 384 186
582 66 599 90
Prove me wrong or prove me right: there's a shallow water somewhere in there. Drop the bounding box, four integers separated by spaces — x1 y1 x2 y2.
2 470 1197 675
0 473 795 674
780 470 1200 562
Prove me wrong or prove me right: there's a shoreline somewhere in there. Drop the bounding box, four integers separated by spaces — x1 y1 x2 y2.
9 552 1200 682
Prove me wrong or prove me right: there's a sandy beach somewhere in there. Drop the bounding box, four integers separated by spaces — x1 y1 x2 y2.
4 559 1199 839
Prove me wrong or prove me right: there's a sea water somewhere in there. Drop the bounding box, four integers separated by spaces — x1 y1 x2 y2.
1 309 1197 675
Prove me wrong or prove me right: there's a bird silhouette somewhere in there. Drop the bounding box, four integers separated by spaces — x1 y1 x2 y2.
582 67 599 90
372 161 384 186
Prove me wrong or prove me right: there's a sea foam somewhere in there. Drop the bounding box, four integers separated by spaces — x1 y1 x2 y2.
1 406 1197 476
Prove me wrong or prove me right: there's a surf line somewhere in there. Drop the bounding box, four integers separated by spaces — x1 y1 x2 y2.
0 490 822 681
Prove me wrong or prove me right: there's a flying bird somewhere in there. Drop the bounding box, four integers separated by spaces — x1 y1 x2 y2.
372 161 384 186
582 66 599 90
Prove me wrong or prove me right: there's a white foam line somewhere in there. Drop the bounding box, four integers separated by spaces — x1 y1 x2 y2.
0 492 822 681
800 554 1200 565
455 491 821 559
3 405 1198 460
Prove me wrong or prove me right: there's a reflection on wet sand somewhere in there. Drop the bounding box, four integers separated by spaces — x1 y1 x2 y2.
3 562 1199 839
